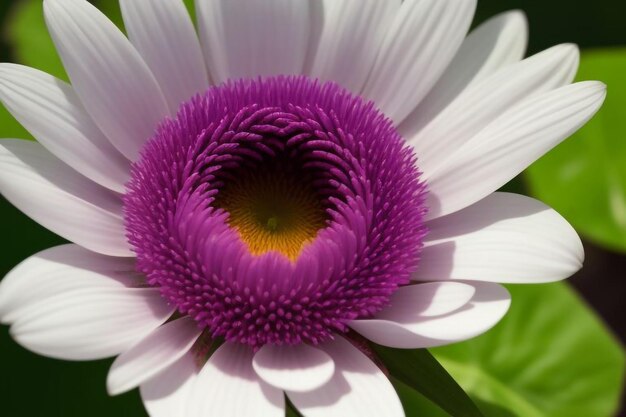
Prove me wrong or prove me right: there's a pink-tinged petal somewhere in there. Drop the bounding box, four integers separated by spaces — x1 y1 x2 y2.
10 287 174 361
120 0 209 112
141 352 199 417
426 81 606 219
350 283 510 349
44 0 170 161
0 140 132 257
196 0 310 84
362 0 476 124
107 317 202 395
0 64 130 192
0 244 136 325
288 337 404 417
305 0 400 93
408 44 579 177
401 10 529 136
186 343 284 417
253 343 335 393
415 193 584 283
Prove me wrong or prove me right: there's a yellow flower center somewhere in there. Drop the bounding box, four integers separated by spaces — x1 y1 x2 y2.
215 169 327 260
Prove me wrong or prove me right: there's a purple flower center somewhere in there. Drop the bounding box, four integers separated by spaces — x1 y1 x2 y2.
124 76 428 348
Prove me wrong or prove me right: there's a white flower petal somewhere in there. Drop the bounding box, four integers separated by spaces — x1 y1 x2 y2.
0 140 132 257
350 283 510 349
120 0 209 112
408 44 579 178
186 343 284 417
400 10 528 138
362 0 476 124
0 64 129 193
141 352 199 417
376 282 476 320
197 0 310 84
252 343 335 393
10 287 174 361
415 193 584 283
305 0 400 93
107 317 202 396
44 0 170 161
426 81 606 219
0 244 136 325
288 337 404 417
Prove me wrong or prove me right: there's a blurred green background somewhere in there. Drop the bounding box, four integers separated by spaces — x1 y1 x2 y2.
0 0 625 416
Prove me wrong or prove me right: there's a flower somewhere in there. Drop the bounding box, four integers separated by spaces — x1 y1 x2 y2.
0 0 604 416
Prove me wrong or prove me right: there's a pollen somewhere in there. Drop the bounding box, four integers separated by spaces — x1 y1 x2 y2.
215 168 328 261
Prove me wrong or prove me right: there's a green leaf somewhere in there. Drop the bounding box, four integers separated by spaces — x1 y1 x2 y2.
432 283 625 417
525 48 626 252
0 105 31 140
285 397 304 417
96 0 197 30
95 0 125 30
5 0 195 78
393 379 452 417
183 0 197 25
7 0 67 80
373 344 485 417
0 0 201 144
1 0 63 140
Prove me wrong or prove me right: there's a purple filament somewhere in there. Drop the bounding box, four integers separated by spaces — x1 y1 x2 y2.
124 76 428 348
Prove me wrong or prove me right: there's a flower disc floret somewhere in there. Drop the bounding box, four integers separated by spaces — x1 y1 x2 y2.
125 76 428 348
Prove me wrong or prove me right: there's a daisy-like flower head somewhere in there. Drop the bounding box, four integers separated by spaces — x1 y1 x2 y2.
0 0 604 416
125 76 429 348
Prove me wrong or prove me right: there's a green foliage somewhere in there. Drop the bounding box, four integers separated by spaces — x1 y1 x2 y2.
1 0 55 140
97 0 196 30
431 283 625 417
0 0 198 141
526 48 626 253
7 0 66 80
0 105 30 140
184 0 197 25
0 198 146 415
95 0 124 30
374 345 484 417
285 398 304 417
394 379 451 417
0 2 623 417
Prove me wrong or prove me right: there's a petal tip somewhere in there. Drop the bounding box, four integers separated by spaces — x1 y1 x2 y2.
575 80 608 112
0 304 11 325
569 235 585 276
559 42 580 55
593 80 608 94
252 344 335 393
505 9 528 23
547 43 579 68
106 369 129 397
